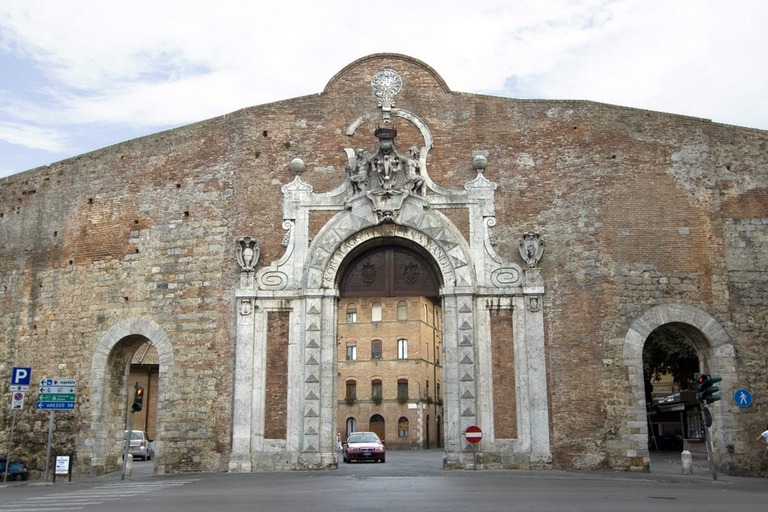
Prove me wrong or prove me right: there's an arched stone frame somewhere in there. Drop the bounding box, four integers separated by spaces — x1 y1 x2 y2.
85 317 173 474
623 303 736 470
235 207 550 470
303 222 477 465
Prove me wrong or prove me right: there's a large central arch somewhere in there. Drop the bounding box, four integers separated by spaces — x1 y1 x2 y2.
231 170 551 471
230 61 550 471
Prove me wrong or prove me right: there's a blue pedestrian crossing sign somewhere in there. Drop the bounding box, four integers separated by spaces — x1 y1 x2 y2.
734 388 752 408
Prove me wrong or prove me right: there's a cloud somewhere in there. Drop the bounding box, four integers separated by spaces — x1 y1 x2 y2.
0 122 68 152
0 0 766 178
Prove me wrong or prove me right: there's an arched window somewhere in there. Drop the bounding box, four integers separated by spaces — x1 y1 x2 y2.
398 417 409 437
371 339 382 360
397 300 408 321
424 304 428 323
371 379 382 400
372 302 382 322
397 378 408 401
397 338 408 359
346 380 357 400
346 417 357 437
346 304 357 323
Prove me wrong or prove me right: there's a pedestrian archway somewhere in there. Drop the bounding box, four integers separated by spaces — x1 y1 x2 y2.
84 318 173 476
623 304 736 471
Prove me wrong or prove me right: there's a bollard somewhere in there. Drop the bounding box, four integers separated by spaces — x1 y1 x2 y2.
124 453 133 477
681 450 693 475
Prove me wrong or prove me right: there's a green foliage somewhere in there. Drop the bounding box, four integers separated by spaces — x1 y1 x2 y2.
643 327 699 393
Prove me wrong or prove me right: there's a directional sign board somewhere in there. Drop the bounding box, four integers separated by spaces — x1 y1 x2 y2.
37 378 76 410
465 425 483 444
10 367 31 391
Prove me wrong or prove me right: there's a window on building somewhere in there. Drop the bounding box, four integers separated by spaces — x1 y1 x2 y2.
398 339 408 359
371 339 382 359
397 300 408 321
425 342 429 362
372 379 382 400
346 342 357 361
346 305 357 323
346 380 357 400
372 302 382 322
398 417 409 437
346 417 356 437
398 379 408 401
436 382 440 401
435 344 440 366
424 304 428 323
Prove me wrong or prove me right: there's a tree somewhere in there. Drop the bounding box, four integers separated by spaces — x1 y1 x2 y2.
642 327 699 401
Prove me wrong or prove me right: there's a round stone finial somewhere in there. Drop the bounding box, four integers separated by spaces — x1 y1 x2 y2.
472 154 488 171
289 158 306 175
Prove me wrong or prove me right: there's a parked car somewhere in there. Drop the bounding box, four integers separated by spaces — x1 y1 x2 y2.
343 432 385 463
123 430 155 461
0 455 28 481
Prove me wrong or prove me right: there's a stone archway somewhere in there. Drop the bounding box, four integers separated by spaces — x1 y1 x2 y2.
84 317 173 475
623 303 736 470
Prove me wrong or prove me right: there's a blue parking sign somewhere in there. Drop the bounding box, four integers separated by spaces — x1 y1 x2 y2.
11 367 31 387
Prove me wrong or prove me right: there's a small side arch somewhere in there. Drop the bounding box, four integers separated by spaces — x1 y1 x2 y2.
623 303 736 470
86 318 173 474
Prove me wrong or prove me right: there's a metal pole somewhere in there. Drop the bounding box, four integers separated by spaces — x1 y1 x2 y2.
3 410 17 483
701 409 717 481
121 382 138 481
44 410 54 483
473 443 477 471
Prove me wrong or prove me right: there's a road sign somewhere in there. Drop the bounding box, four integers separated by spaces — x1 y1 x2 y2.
37 402 75 410
10 367 31 391
40 378 76 387
11 391 24 410
39 386 75 394
735 388 752 408
37 393 76 402
465 425 483 444
37 378 76 410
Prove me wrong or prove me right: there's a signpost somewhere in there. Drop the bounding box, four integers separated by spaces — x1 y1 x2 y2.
5 367 31 483
464 425 483 470
37 378 76 483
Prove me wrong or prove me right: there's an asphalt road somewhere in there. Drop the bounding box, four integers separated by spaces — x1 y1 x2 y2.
1 451 766 512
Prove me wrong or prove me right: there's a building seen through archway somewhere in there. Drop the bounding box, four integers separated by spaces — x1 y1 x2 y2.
337 245 443 449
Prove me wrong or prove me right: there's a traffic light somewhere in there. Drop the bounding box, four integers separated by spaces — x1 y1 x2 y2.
695 373 722 404
132 386 144 412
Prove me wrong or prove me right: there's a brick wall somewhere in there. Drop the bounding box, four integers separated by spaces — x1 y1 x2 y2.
1 53 767 474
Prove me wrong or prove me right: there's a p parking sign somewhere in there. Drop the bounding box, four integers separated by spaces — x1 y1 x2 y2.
10 367 31 391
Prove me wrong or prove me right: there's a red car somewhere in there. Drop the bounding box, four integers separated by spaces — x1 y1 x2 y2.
343 432 385 463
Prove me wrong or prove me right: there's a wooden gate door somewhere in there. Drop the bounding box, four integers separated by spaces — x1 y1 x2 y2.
369 414 385 441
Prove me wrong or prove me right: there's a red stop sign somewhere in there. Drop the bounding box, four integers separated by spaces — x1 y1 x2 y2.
465 425 482 444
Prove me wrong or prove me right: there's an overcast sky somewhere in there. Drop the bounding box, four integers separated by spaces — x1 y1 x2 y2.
1 1 766 179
